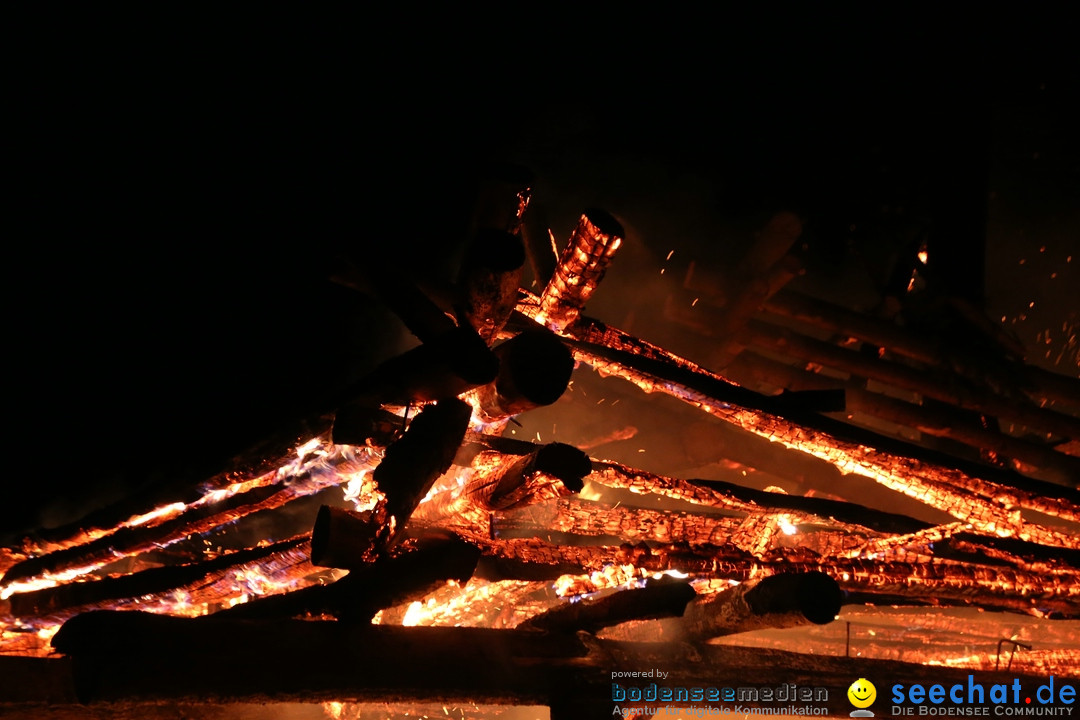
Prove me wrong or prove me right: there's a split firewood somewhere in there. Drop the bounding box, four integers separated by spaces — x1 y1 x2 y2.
373 398 473 529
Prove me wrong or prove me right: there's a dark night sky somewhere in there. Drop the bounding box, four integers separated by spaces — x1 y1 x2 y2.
4 20 1076 538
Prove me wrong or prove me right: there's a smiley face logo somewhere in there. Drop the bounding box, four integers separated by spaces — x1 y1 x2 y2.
847 678 877 709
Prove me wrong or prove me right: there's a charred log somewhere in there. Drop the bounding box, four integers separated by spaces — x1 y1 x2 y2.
456 228 526 343
677 572 841 640
41 611 1060 711
218 532 480 622
8 537 307 619
375 398 473 527
518 576 696 634
342 325 498 407
469 329 575 421
310 505 385 570
529 209 624 333
743 318 1080 442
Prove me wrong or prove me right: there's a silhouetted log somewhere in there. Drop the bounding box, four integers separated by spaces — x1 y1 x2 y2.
332 260 456 344
51 612 587 705
530 209 624 333
330 403 405 447
343 325 498 406
310 505 385 570
744 317 1080 441
8 537 307 619
456 228 526 342
217 532 480 622
678 571 841 640
518 577 696 634
375 398 473 526
470 329 575 421
43 610 1058 711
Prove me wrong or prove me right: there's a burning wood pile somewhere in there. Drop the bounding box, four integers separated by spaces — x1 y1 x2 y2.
0 170 1077 718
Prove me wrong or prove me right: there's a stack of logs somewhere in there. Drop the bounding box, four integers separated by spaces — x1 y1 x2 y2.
0 166 1077 718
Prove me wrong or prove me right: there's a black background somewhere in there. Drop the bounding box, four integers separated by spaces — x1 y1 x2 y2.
4 16 1076 538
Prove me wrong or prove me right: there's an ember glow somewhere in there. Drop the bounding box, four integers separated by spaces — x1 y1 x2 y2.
1 174 1078 720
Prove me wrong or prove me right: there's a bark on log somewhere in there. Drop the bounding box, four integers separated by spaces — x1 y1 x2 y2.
456 228 526 343
518 577 696 634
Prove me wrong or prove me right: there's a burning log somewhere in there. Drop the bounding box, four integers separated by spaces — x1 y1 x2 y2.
590 461 929 535
310 505 385 570
20 412 336 558
1 443 382 587
455 228 526 343
7 537 307 620
415 443 591 531
676 571 842 641
763 289 1080 410
743 317 1080 441
518 576 696 634
726 349 1080 486
467 329 575 422
558 330 1077 547
495 498 748 546
218 531 481 622
528 209 624 333
374 398 473 528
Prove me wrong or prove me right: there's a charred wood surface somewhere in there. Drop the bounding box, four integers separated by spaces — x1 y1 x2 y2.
218 532 480 622
8 537 306 619
342 326 499 406
470 329 574 420
456 228 526 343
518 576 695 634
375 398 473 527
